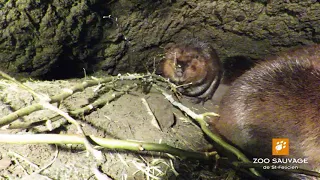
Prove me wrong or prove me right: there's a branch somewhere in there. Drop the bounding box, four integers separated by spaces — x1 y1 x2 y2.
0 134 216 161
0 73 149 127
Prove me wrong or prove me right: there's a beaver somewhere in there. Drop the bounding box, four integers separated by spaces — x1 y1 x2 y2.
212 44 320 179
160 40 222 103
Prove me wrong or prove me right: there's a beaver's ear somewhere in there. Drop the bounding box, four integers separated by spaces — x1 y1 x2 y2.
155 57 167 75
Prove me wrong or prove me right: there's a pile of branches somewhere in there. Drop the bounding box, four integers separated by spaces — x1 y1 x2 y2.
0 71 318 179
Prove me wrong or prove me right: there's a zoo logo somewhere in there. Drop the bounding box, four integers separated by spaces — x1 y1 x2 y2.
272 138 289 156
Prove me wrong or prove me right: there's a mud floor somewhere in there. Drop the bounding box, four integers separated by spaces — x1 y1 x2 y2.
0 76 233 180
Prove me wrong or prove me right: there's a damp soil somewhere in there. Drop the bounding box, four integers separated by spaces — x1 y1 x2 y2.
0 77 235 180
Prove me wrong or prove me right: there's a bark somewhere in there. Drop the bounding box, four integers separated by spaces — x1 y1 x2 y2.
0 0 319 79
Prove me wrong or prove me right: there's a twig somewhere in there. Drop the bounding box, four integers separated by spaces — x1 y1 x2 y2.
7 85 136 130
92 167 113 180
0 71 41 101
151 74 182 97
41 102 103 160
117 153 129 167
8 151 39 169
0 73 150 127
23 145 59 179
69 84 137 118
0 134 215 161
141 98 161 131
35 145 59 174
131 158 162 180
0 70 102 160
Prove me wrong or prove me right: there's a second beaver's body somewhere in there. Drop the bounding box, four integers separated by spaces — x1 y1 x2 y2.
213 44 320 179
161 40 222 102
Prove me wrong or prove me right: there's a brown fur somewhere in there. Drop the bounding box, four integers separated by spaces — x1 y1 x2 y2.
213 44 320 179
160 40 222 102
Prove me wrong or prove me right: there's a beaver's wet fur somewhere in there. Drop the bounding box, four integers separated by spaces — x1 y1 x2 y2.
214 44 320 179
161 40 222 103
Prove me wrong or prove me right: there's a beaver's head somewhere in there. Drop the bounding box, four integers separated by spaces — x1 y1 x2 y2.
162 44 209 85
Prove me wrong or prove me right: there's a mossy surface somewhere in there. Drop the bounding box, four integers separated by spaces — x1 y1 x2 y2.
0 0 319 79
